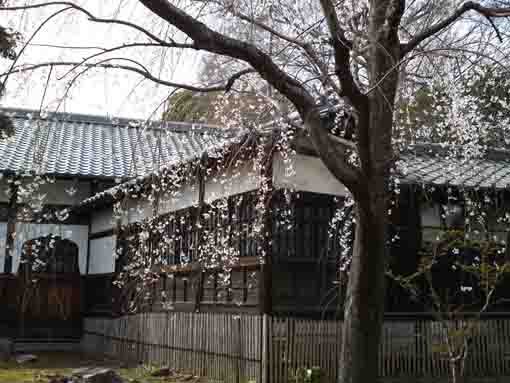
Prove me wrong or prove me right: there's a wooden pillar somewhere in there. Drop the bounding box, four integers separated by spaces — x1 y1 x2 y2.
3 178 18 274
194 153 207 312
260 132 276 315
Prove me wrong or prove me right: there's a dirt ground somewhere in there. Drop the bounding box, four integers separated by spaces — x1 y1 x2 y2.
0 351 204 383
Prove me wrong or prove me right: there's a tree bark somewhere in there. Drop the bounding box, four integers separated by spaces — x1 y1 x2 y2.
338 2 403 381
339 193 388 383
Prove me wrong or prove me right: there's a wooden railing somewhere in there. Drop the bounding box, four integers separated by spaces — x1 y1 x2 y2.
82 313 510 383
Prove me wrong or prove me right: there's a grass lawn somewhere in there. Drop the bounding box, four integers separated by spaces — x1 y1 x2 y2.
0 352 202 383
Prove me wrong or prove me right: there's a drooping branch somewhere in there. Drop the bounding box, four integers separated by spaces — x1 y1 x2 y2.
1 6 73 94
226 6 342 94
30 44 107 51
57 42 196 81
401 1 510 57
3 0 365 195
138 0 365 195
0 1 177 45
138 0 315 116
0 61 254 93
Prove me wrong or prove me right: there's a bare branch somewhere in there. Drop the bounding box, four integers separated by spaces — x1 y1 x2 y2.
401 1 510 56
57 42 196 81
2 6 73 94
224 68 256 92
138 0 365 193
0 61 254 93
318 0 367 110
30 43 107 51
227 6 341 94
0 1 180 46
138 0 316 117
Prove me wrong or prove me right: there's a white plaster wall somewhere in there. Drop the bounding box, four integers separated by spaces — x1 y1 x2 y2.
158 183 199 214
88 235 116 274
12 223 88 274
0 223 6 272
204 160 260 203
126 198 153 224
90 207 114 233
106 161 260 225
118 183 199 224
273 153 349 196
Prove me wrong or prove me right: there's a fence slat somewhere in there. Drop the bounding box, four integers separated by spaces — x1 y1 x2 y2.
82 313 510 383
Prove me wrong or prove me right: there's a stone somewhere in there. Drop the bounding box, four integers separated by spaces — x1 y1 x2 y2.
15 353 38 364
46 374 73 383
150 367 172 377
72 367 123 383
0 338 13 361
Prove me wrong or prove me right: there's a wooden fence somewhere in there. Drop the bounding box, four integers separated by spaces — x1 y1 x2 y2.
83 312 263 383
82 313 510 383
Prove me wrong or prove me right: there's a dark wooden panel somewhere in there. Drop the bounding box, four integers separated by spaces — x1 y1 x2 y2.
0 273 17 336
83 273 118 316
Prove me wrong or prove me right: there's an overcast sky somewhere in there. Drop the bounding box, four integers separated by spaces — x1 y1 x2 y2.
0 0 203 119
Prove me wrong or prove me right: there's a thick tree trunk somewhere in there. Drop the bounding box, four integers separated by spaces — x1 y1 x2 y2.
339 196 388 383
338 2 402 379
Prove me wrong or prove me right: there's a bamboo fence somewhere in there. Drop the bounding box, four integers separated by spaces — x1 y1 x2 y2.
82 313 510 383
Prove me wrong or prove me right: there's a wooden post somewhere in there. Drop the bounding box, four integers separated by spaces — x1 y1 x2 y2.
236 315 242 383
259 132 276 315
194 153 207 312
261 313 269 383
3 178 18 274
258 133 275 383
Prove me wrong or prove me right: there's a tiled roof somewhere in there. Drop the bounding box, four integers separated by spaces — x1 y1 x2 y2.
398 146 510 189
0 108 231 179
77 133 245 208
4 107 510 195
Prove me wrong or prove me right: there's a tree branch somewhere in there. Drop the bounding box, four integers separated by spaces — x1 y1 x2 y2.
138 0 364 193
2 6 73 95
304 108 364 196
318 0 368 111
57 42 195 81
227 6 342 94
1 61 253 93
138 0 315 117
0 1 178 46
30 43 107 51
401 1 510 57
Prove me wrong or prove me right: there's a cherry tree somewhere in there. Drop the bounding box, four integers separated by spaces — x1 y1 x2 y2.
390 230 510 383
0 0 20 137
2 1 510 383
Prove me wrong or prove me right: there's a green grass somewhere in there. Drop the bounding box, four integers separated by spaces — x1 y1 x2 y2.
0 352 199 383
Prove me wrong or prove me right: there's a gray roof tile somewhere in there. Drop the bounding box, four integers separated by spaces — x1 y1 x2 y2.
398 150 510 189
0 108 230 179
5 108 510 192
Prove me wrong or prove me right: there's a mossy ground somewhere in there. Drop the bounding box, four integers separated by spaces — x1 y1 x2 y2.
0 352 201 383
